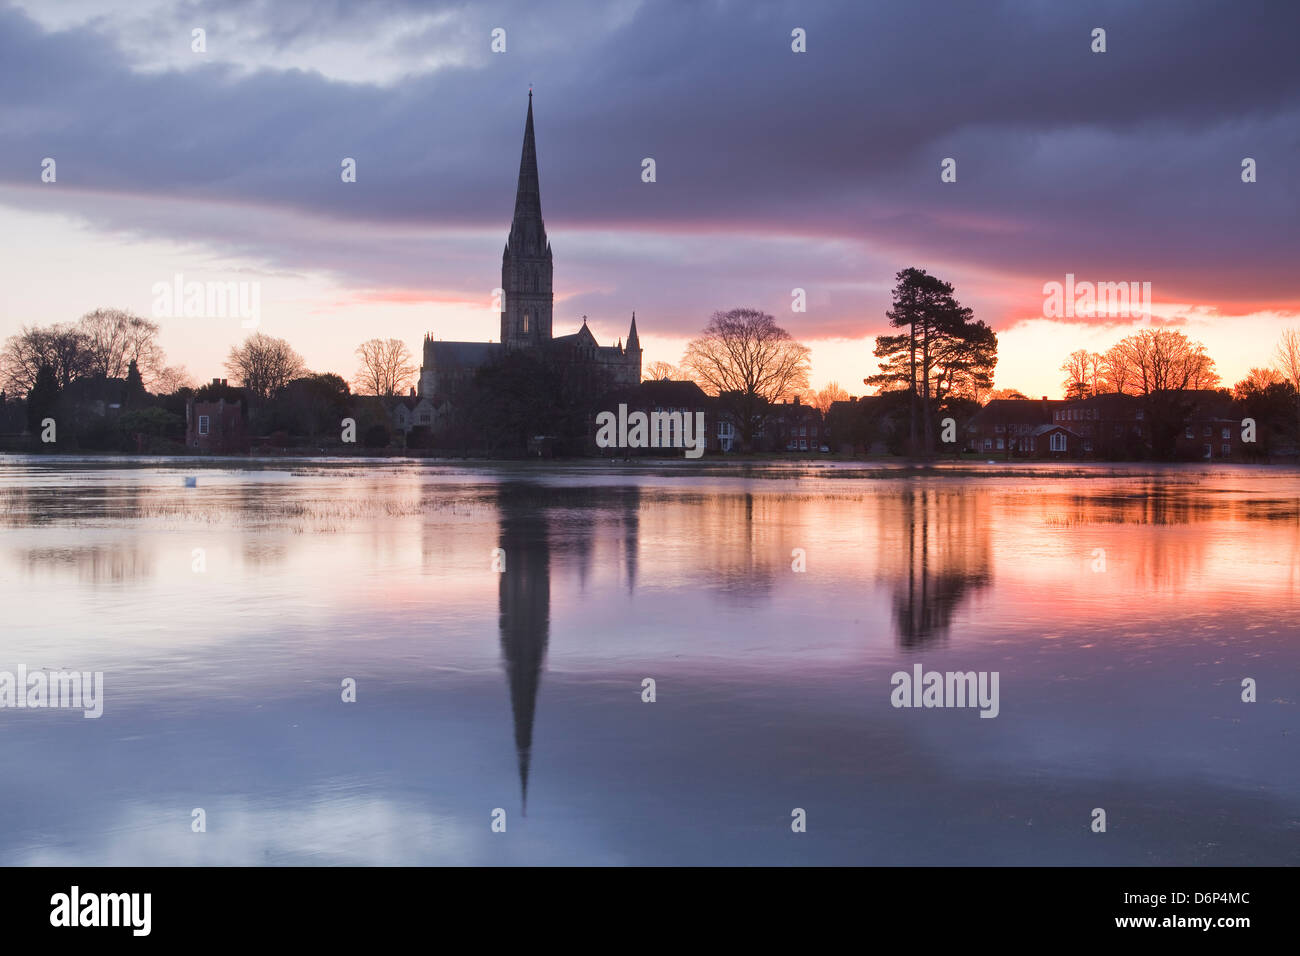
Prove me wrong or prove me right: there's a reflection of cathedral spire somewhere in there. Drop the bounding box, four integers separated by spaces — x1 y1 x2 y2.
497 485 550 815
623 486 639 593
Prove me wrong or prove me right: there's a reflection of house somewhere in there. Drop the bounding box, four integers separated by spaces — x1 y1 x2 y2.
185 396 245 453
966 398 1063 456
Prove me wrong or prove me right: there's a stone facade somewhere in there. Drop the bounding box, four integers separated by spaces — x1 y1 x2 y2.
419 93 641 404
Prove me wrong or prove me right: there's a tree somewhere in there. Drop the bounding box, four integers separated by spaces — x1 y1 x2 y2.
1274 329 1300 429
153 365 194 394
813 382 850 415
276 373 352 440
986 388 1029 402
1233 368 1296 457
0 323 93 394
124 359 146 404
1234 367 1283 397
78 309 164 384
1105 328 1219 395
681 308 811 451
353 338 416 397
1060 349 1101 399
224 333 305 400
1100 344 1132 395
1103 329 1220 458
643 360 679 382
26 363 59 434
865 268 996 454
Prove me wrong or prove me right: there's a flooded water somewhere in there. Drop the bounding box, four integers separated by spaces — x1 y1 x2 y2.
1 456 1297 865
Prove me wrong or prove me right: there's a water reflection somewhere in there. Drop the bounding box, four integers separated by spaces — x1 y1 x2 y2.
1 459 1297 865
882 488 992 649
496 484 551 815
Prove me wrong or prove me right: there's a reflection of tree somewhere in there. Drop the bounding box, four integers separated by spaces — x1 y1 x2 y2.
20 544 154 584
881 488 992 649
1037 483 1216 591
697 492 778 603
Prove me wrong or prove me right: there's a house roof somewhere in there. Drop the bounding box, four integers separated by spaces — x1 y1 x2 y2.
970 399 1061 427
606 379 710 406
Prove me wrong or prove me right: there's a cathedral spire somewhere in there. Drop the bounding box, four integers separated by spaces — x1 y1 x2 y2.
627 312 640 352
502 91 552 348
512 90 543 228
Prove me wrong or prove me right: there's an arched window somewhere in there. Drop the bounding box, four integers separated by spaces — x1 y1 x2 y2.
523 312 530 334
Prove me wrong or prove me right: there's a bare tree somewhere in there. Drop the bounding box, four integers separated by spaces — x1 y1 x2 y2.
1106 328 1219 395
1233 367 1283 398
1085 351 1106 393
0 322 94 394
153 365 195 394
1273 329 1300 425
681 308 811 450
986 388 1029 401
225 332 305 400
1275 329 1300 392
353 338 417 397
1060 349 1093 399
813 381 850 415
642 360 679 382
1100 344 1132 395
79 308 164 384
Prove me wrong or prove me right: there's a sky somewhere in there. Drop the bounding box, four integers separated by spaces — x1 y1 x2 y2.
1 0 1297 398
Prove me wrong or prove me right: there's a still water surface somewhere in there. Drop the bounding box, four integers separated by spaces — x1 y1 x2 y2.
1 457 1297 864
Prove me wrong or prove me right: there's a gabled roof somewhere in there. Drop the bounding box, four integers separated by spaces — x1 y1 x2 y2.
605 379 710 407
1033 423 1080 436
970 398 1061 427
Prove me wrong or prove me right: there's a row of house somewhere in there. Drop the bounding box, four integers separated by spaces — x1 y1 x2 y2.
388 379 831 454
966 391 1242 460
186 376 1253 461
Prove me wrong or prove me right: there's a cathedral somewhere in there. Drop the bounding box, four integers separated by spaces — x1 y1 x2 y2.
418 92 642 402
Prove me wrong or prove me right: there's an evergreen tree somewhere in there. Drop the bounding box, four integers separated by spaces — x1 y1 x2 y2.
26 362 59 435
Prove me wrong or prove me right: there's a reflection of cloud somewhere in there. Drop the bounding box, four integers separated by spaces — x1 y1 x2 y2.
15 798 474 866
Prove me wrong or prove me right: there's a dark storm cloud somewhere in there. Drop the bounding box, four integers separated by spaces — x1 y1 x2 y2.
0 0 1297 337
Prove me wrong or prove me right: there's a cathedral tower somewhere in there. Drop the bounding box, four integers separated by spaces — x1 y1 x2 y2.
501 91 553 350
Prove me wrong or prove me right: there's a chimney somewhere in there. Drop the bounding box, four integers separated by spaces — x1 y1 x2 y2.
1042 395 1048 402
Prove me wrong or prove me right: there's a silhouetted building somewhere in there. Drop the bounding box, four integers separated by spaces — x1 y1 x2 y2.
418 93 641 405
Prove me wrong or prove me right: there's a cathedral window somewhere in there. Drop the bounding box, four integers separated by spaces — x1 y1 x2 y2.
523 313 530 334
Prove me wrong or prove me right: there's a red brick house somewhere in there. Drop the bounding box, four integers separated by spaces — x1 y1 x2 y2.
186 396 245 453
1052 392 1146 459
966 398 1064 457
1030 423 1082 458
1175 391 1238 460
770 396 826 452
